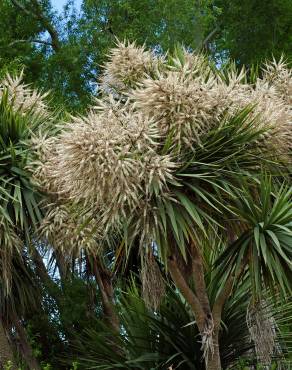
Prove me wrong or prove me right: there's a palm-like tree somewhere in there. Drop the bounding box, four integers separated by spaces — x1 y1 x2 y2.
0 73 49 368
36 42 291 369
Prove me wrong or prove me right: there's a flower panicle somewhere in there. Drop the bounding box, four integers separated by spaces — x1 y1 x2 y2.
0 71 49 118
100 39 163 92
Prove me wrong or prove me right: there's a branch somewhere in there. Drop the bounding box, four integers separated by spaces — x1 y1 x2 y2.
7 39 53 48
204 26 219 45
10 312 41 370
92 257 119 331
191 243 212 317
196 25 220 52
30 0 60 51
212 275 234 327
10 0 38 19
212 261 246 327
11 0 61 51
28 38 53 47
168 255 206 332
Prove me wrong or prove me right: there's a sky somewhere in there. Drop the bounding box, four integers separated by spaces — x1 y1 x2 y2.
51 0 82 13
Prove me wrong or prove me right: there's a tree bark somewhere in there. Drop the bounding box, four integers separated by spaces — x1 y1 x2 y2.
54 249 69 285
0 320 15 369
167 235 247 370
11 0 61 51
191 245 212 319
92 258 119 332
168 255 206 332
206 329 221 370
168 253 223 370
11 313 41 370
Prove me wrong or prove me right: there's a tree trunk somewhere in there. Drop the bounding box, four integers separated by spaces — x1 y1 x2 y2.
168 255 206 332
167 235 246 370
92 259 119 332
31 247 75 344
54 249 69 284
168 253 223 370
11 313 41 370
191 245 222 369
206 329 221 370
0 320 15 369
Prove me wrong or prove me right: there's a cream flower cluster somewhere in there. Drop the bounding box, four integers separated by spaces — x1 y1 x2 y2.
36 98 175 228
39 203 99 255
0 72 49 118
130 51 291 149
34 42 291 251
100 40 162 91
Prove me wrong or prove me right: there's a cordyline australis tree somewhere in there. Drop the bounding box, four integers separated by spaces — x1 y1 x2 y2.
34 41 292 370
0 72 50 369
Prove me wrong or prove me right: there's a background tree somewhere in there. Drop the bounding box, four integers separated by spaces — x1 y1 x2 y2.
0 72 50 368
211 0 292 66
1 0 291 110
0 0 215 111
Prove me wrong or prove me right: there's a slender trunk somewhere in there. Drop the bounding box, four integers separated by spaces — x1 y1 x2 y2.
206 329 221 370
54 249 69 284
31 247 74 342
191 246 222 370
168 255 206 332
91 260 123 356
0 320 15 369
11 313 41 370
92 259 119 332
31 248 58 293
31 247 65 310
168 236 247 370
191 246 211 317
168 254 222 370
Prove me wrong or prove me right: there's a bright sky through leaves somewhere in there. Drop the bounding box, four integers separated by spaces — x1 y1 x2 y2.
51 0 82 12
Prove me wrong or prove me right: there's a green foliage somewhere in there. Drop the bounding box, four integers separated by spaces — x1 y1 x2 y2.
0 0 292 110
0 89 43 236
0 0 214 111
81 0 214 51
136 106 275 267
212 0 292 65
1 0 291 109
72 283 209 369
72 279 292 369
0 3 290 368
216 176 292 298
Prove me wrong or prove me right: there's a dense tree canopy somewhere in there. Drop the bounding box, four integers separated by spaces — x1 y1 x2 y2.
213 0 292 66
0 0 215 110
1 0 291 110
